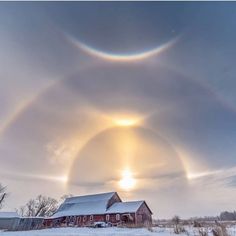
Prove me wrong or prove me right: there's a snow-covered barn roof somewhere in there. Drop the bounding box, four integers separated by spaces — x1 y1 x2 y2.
108 201 152 214
52 192 118 218
63 192 116 204
0 212 19 218
50 192 152 218
53 200 109 218
106 201 144 214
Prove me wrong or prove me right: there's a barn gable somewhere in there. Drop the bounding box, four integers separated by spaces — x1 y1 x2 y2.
139 201 153 215
107 192 122 209
135 201 153 225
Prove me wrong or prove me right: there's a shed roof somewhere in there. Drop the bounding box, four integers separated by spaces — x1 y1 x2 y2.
0 212 19 218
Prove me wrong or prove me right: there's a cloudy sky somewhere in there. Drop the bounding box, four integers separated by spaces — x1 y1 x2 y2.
1 2 236 218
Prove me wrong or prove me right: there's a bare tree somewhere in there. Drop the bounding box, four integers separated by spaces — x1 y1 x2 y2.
172 215 181 225
0 183 7 209
172 215 184 234
19 195 58 217
17 205 26 217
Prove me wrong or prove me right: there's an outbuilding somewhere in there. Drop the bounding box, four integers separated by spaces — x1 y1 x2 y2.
0 212 20 231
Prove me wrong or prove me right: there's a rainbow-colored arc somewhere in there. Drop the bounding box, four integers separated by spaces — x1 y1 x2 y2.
67 35 179 62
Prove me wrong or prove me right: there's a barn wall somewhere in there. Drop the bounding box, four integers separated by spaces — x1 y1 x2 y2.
108 214 119 224
136 203 152 226
76 214 105 226
44 214 106 228
44 212 138 228
78 213 136 226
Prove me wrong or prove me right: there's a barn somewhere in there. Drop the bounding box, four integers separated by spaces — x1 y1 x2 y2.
43 192 152 228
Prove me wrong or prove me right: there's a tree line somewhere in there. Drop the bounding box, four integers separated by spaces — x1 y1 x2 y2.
2 182 236 220
219 211 236 221
0 182 72 217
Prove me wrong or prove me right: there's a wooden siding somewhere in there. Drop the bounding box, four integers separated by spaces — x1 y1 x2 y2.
136 202 152 226
43 212 138 228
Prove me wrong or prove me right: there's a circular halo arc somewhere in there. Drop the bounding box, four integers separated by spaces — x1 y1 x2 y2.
68 125 188 188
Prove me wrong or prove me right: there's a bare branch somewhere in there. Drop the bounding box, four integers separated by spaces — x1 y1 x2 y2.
19 195 58 217
0 183 7 209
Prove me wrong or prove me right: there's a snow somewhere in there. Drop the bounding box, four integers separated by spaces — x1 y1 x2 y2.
1 225 236 236
52 192 146 218
63 192 116 204
0 227 170 236
52 192 117 218
53 201 145 218
0 213 19 219
52 200 109 218
106 201 144 214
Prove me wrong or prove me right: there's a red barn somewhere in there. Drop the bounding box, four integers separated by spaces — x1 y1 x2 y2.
43 192 152 228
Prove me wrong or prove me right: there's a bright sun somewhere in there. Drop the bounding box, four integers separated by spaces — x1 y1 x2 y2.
115 119 138 127
119 169 136 190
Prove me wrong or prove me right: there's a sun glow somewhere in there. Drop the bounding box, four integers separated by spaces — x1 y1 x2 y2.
57 175 68 183
115 119 138 127
119 169 136 191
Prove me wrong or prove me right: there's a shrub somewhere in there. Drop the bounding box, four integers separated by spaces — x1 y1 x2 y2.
174 225 186 234
198 228 208 236
212 224 229 236
194 221 202 227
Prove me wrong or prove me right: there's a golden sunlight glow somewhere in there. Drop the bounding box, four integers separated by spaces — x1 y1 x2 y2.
57 175 68 183
119 169 136 190
115 119 138 127
99 111 146 128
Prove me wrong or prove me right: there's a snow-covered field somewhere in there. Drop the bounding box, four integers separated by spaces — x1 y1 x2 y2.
1 226 236 236
0 227 154 236
0 227 171 236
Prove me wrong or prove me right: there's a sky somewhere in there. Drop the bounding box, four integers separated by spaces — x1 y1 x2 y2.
1 2 236 219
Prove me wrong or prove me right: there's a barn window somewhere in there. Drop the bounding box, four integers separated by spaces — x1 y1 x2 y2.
83 216 87 222
90 215 93 221
106 214 110 221
116 214 120 221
